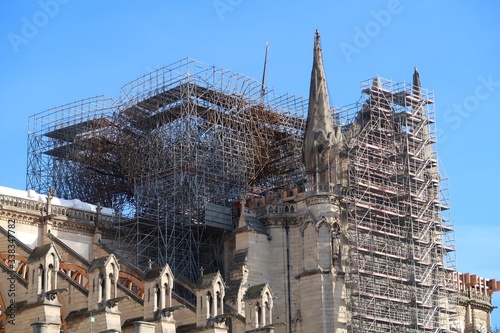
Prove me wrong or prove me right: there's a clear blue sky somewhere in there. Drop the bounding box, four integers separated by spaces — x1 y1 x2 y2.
1 0 499 328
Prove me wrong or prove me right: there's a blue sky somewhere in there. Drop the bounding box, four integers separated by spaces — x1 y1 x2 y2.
1 0 499 328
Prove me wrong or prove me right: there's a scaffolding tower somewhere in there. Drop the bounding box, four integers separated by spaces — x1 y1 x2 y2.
27 96 119 206
26 58 308 282
342 77 457 332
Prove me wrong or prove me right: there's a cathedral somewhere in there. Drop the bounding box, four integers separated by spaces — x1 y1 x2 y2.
0 32 498 333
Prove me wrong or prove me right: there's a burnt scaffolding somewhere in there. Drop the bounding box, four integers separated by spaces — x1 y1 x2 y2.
340 77 457 332
27 58 308 282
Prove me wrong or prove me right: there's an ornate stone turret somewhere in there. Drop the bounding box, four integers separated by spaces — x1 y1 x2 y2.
143 262 174 320
27 243 61 301
88 254 120 311
195 271 227 332
25 243 64 333
87 254 124 332
303 30 344 193
243 283 273 330
143 261 179 333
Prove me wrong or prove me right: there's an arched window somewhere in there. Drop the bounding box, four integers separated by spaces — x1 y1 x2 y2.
256 302 262 327
164 282 170 308
155 284 161 310
264 291 272 325
206 291 213 318
216 281 223 316
38 264 45 294
109 272 115 298
48 264 54 291
100 273 105 302
216 291 221 310
110 263 117 299
264 301 269 326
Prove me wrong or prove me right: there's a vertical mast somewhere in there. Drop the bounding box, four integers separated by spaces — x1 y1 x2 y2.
261 41 269 99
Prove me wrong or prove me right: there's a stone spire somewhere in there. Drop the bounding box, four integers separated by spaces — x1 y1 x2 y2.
412 67 421 98
303 30 342 175
411 67 436 176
